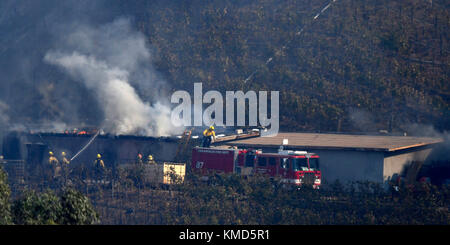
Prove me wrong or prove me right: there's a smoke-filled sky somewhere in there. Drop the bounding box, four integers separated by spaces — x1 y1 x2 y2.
44 18 179 136
0 0 182 136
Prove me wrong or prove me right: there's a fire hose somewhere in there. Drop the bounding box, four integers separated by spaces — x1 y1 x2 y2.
70 129 101 161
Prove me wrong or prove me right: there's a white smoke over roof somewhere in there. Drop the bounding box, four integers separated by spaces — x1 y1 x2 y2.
44 18 183 136
348 107 378 132
404 123 450 163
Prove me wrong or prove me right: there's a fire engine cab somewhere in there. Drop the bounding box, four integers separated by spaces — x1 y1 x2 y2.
191 147 321 188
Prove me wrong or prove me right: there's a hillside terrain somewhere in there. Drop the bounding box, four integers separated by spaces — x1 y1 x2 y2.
0 0 448 134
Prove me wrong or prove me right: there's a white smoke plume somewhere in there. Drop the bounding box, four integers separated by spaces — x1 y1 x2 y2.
44 18 183 136
348 107 378 132
404 123 450 163
404 123 446 138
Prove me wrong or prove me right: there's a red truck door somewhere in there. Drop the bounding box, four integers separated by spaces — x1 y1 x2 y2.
256 155 277 177
255 156 269 175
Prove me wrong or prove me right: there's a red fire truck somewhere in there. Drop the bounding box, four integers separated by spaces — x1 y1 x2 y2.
191 147 321 188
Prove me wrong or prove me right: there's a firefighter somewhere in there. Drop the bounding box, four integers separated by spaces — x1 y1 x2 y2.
202 125 216 148
389 174 401 202
61 152 70 165
61 152 70 181
147 155 156 165
136 153 144 165
93 153 106 179
48 151 61 178
48 151 59 165
94 154 105 168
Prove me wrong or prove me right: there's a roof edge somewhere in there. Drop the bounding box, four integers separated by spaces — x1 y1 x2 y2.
226 139 444 152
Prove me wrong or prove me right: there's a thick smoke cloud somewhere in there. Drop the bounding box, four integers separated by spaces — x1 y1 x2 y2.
44 18 181 136
0 1 182 136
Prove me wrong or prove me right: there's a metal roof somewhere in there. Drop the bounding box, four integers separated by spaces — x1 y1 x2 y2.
225 132 443 152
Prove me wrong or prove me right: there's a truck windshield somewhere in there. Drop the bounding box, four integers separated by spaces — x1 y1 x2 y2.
292 158 308 171
309 158 320 170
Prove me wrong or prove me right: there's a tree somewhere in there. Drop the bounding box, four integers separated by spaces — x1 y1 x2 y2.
12 190 62 225
0 166 12 225
12 188 99 225
59 188 99 225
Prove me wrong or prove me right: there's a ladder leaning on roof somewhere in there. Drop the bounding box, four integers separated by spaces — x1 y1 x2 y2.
175 128 193 161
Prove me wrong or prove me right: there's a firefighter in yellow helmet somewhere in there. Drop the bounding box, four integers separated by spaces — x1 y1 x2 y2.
60 152 70 182
202 125 216 148
48 151 61 178
48 151 59 165
94 154 105 168
147 155 156 165
93 153 106 179
61 152 70 165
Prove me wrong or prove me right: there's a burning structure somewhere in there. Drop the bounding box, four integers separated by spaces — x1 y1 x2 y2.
1 127 259 167
2 130 183 168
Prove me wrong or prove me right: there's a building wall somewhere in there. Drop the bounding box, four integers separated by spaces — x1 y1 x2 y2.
312 149 385 184
383 147 433 182
38 135 180 165
4 133 181 167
